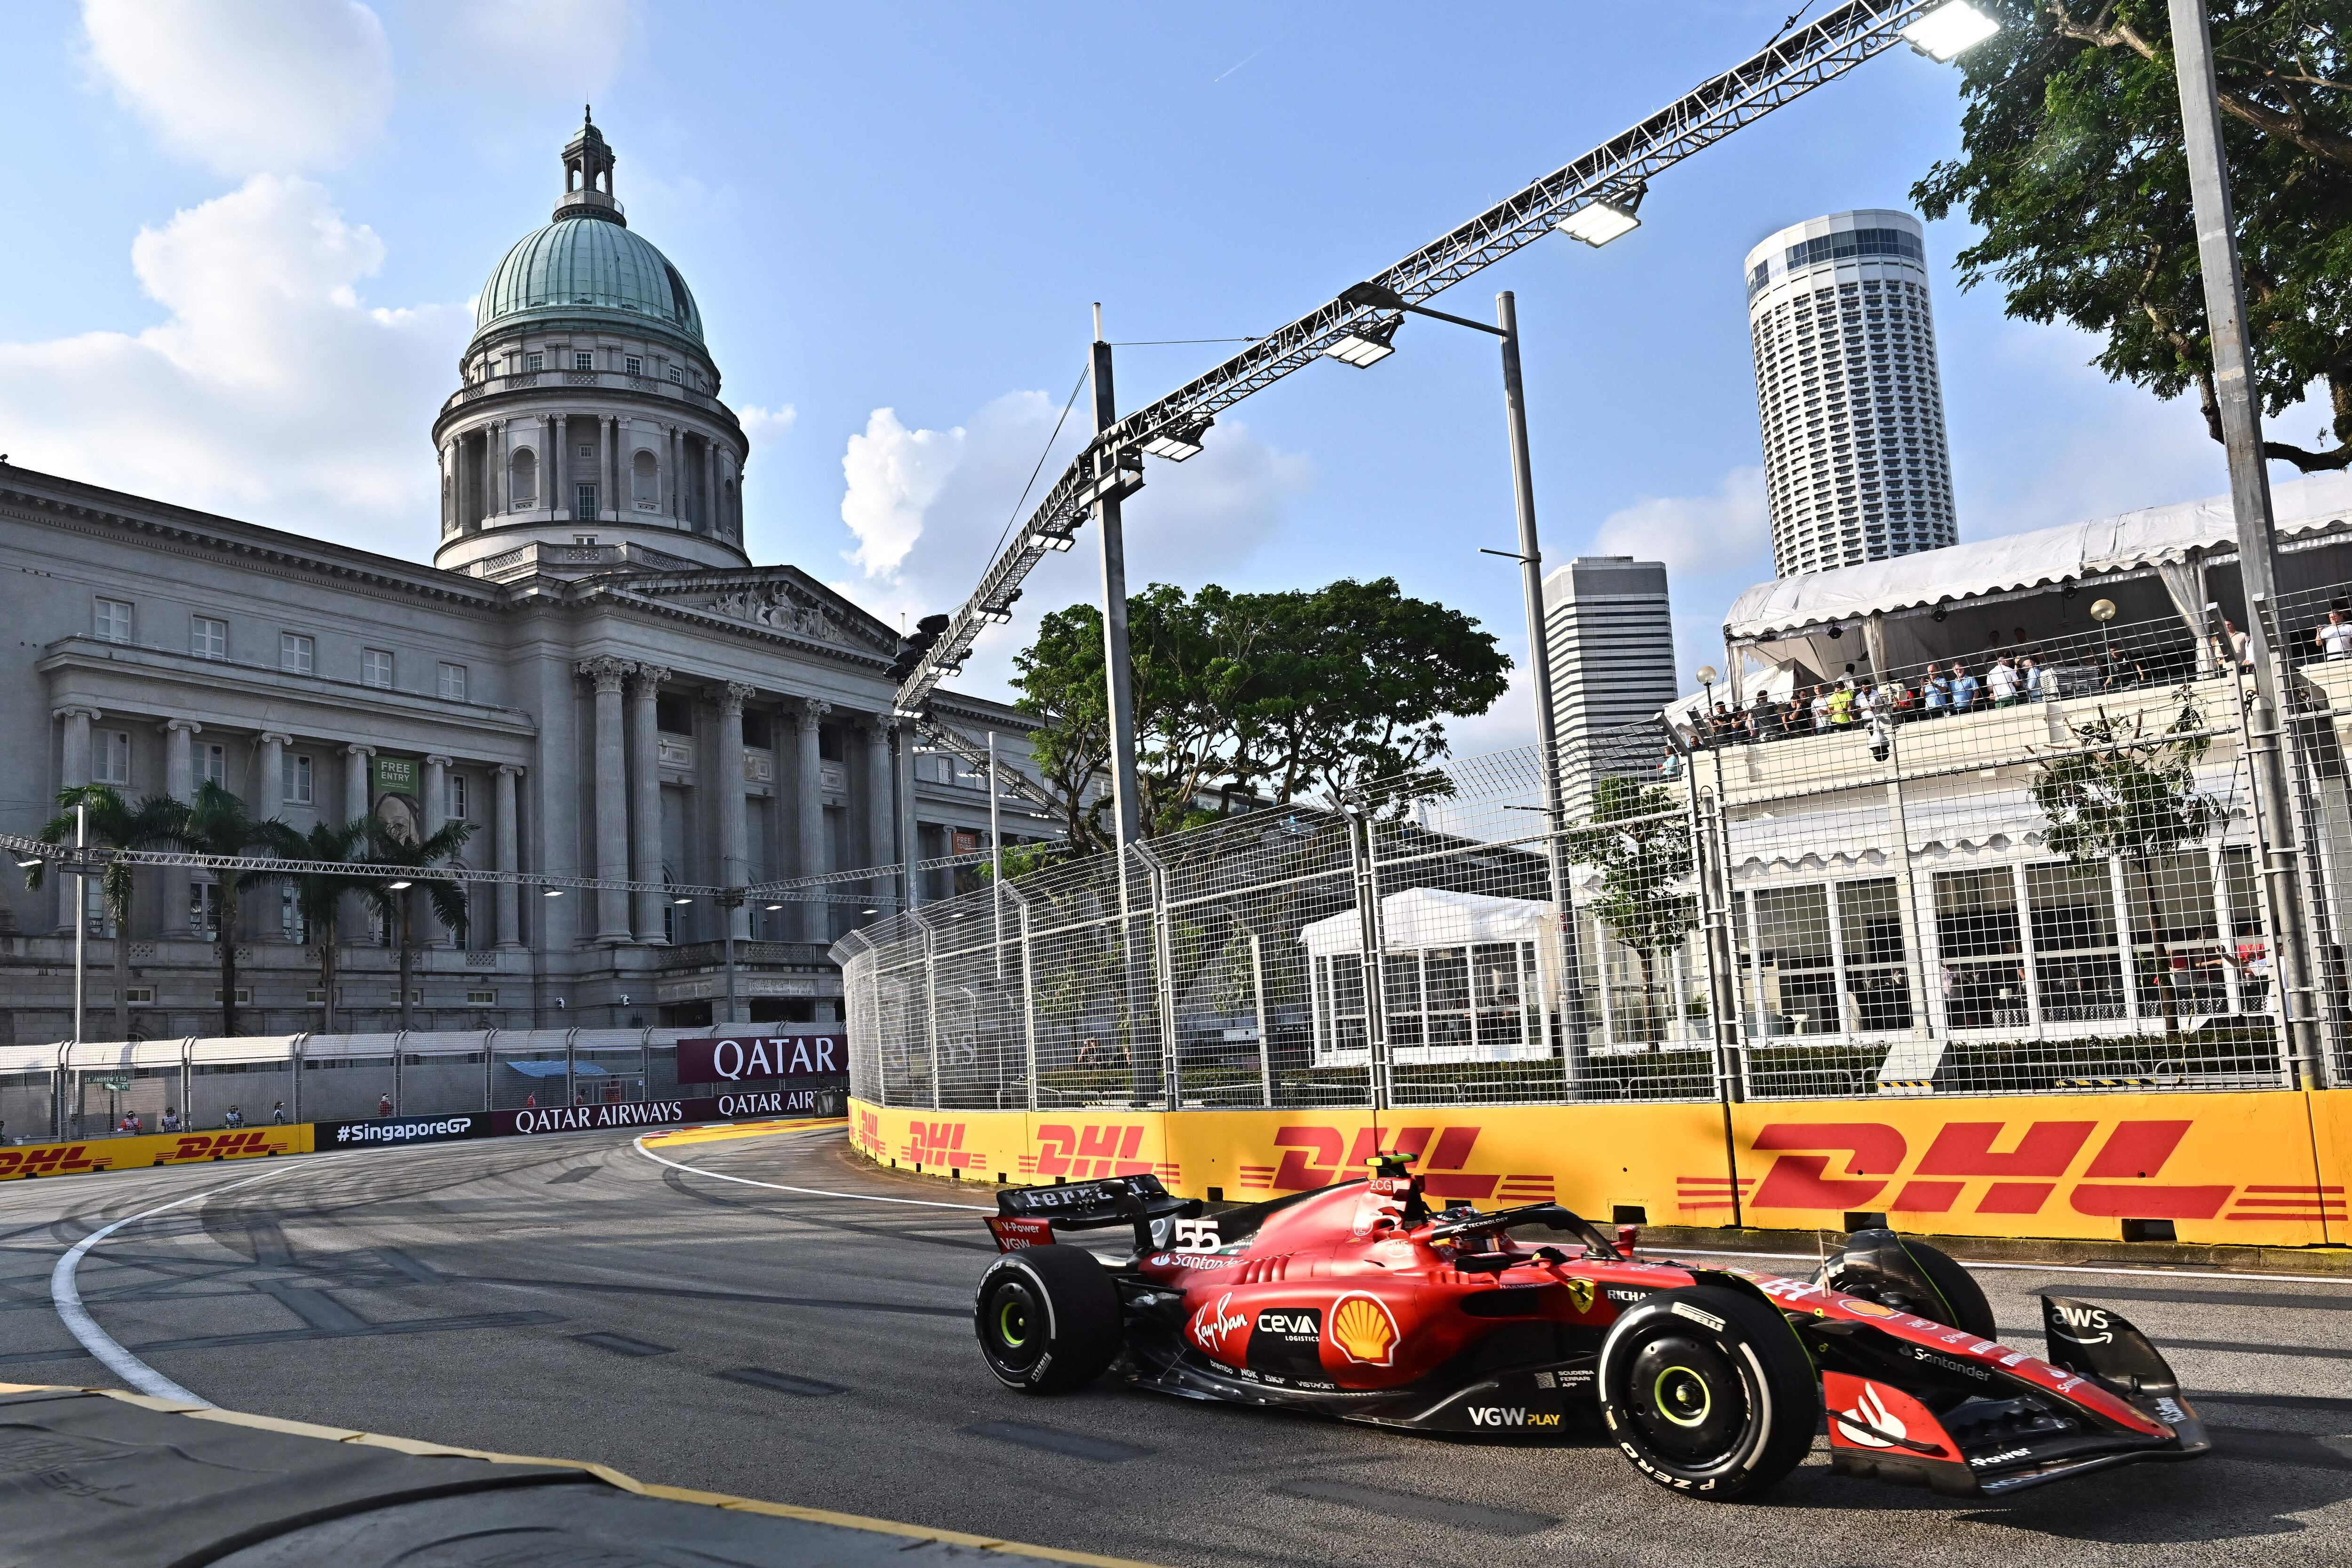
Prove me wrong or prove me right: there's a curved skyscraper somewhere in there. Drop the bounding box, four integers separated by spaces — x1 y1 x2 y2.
1743 209 1955 578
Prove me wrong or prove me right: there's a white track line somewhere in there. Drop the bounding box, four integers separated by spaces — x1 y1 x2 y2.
632 1132 993 1210
51 1160 323 1407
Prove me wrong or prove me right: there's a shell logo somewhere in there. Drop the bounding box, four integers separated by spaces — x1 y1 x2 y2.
1329 1293 1399 1366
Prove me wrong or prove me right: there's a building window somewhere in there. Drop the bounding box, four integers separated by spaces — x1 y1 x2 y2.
191 882 220 940
525 351 544 372
191 616 228 660
667 365 683 384
125 986 154 1006
199 744 227 789
632 449 659 505
213 988 253 1006
467 989 496 1006
574 351 594 372
625 355 643 376
281 632 314 673
448 772 469 821
95 598 133 643
438 662 468 701
574 535 597 546
362 649 394 688
284 752 313 805
282 884 310 944
95 730 130 786
509 447 537 508
577 483 598 517
85 879 114 938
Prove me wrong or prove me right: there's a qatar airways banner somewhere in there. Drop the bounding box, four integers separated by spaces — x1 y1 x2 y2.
316 1087 844 1149
674 1030 847 1085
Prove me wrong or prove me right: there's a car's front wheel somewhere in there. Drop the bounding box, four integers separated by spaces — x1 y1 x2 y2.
1597 1285 1818 1500
975 1244 1121 1393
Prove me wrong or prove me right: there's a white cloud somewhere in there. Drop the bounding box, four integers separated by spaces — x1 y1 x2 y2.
83 0 392 174
1591 465 1770 579
829 394 1314 697
739 404 798 451
0 176 462 542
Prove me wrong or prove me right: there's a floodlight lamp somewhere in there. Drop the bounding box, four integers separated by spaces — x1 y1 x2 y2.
764 903 784 911
15 857 40 869
542 887 564 897
1557 202 1640 247
860 907 878 916
1141 421 1210 462
387 879 413 890
672 895 694 905
1323 317 1399 368
976 606 1014 625
1900 0 2000 61
1028 529 1076 552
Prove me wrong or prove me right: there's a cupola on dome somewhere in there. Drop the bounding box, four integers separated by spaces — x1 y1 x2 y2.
469 109 704 352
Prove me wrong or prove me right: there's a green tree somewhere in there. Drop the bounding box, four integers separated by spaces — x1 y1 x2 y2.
22 785 185 1040
1916 1 2352 469
164 782 287 1037
1013 578 1509 848
1562 776 1698 1044
362 816 475 1033
2030 688 2220 1029
266 818 373 1035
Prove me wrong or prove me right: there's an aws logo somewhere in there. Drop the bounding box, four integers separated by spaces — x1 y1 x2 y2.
1736 1119 2235 1221
2046 1301 2115 1345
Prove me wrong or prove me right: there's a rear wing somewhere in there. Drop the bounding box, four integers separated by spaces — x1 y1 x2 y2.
987 1174 1199 1254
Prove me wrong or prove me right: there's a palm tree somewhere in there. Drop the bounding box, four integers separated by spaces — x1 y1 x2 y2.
362 816 475 1032
264 818 371 1035
165 782 287 1037
23 785 187 1040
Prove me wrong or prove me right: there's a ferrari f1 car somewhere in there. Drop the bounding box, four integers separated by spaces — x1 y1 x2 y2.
973 1158 2207 1500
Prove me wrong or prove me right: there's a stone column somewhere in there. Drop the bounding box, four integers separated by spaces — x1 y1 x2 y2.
628 664 669 941
575 657 635 941
863 717 896 921
606 417 621 519
494 764 523 949
165 721 202 939
703 443 718 538
719 683 754 940
343 743 373 822
555 414 571 520
545 415 560 518
55 707 97 932
254 732 290 942
795 700 831 943
422 754 452 946
897 726 921 911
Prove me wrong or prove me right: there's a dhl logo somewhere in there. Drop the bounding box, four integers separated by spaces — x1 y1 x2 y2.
900 1119 986 1172
1251 1125 1552 1201
1030 1122 1176 1182
153 1131 282 1164
855 1109 883 1156
1711 1119 2311 1222
0 1143 109 1179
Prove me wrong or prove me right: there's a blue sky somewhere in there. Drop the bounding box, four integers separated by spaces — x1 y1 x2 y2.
0 1 2264 753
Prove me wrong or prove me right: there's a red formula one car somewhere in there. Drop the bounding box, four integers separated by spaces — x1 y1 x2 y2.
973 1158 2208 1500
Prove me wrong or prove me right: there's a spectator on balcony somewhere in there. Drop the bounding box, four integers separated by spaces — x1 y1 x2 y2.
1809 686 1831 732
2021 656 2050 702
2215 618 2252 672
1988 653 2019 708
1923 663 1950 715
1827 681 1858 728
1749 690 1781 742
2316 609 2352 661
1951 662 1981 712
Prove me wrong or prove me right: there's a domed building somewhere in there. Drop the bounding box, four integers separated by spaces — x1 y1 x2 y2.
0 115 1041 1062
434 113 750 574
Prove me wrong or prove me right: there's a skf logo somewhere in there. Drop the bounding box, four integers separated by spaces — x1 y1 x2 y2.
1725 1119 2241 1222
1329 1293 1398 1366
899 1120 984 1172
1468 1408 1560 1428
1255 1124 1549 1201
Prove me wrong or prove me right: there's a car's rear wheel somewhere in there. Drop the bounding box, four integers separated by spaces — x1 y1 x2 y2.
975 1244 1121 1393
1597 1285 1818 1500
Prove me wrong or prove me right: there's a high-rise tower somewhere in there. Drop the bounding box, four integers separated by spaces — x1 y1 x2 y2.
1743 209 1955 578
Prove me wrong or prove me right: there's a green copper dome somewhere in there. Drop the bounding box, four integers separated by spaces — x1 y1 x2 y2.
472 215 704 350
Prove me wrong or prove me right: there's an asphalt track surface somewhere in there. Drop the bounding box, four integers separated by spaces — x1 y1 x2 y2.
8 1125 2352 1568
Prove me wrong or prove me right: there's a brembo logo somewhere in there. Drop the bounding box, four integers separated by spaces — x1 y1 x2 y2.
1736 1119 2236 1220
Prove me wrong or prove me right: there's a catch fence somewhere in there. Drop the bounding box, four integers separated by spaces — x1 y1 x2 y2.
841 584 2352 1111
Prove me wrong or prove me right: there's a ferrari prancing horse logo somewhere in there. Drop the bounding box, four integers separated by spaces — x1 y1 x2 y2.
1330 1293 1399 1365
1562 1277 1596 1314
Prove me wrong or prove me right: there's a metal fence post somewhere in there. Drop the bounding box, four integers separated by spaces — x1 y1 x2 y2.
915 911 940 1110
481 1028 497 1111
1692 753 1743 1107
1008 886 1039 1111
1130 842 1182 1110
1345 804 1391 1112
1248 932 1271 1108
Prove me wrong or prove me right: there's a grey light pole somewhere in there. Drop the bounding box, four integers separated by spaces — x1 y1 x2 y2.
2168 0 2329 1087
1092 304 1144 858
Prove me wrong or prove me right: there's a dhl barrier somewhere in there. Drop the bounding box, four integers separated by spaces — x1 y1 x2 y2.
849 1088 2351 1249
0 1123 310 1181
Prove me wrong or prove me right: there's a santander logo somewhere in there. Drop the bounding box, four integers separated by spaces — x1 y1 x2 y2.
1191 1291 1247 1354
1840 1382 1905 1449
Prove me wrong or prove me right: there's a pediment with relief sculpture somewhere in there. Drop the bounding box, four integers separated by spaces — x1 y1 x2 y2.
658 575 895 652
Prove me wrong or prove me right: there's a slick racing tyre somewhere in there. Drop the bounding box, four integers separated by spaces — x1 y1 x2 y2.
1893 1239 1996 1341
976 1244 1121 1393
1597 1285 1818 1501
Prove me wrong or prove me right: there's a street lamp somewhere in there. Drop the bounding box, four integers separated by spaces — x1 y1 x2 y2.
1141 420 1211 461
2089 596 2118 681
1323 317 1400 368
1900 0 2001 61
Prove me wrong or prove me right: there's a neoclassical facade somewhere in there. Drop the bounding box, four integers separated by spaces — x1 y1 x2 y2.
0 118 1049 1045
